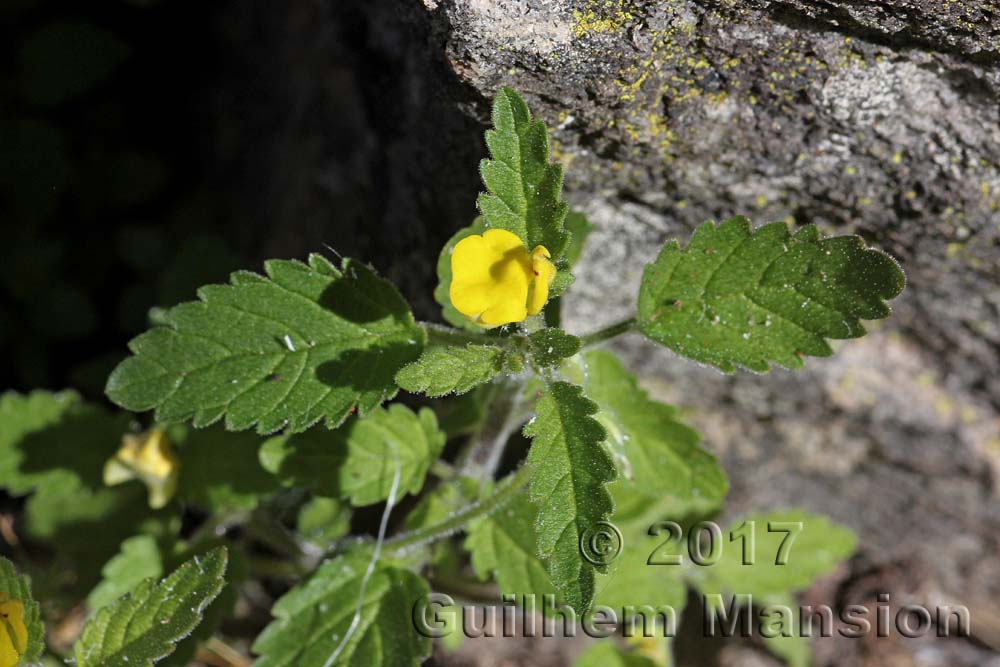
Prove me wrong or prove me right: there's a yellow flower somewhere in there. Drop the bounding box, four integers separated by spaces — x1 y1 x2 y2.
104 428 180 509
0 595 26 667
449 229 556 327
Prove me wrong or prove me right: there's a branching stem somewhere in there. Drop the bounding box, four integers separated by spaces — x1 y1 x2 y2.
384 464 533 554
578 316 636 348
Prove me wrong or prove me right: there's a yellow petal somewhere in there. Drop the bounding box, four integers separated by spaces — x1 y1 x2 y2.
104 428 180 509
135 430 178 480
450 229 533 326
0 599 26 666
526 245 556 315
0 630 18 667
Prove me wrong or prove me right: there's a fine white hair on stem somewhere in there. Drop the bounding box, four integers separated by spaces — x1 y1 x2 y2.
322 440 401 667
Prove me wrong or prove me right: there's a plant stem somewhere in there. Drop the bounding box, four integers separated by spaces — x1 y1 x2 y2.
421 322 489 347
245 510 305 559
458 377 525 482
578 316 637 348
430 460 458 480
385 464 533 553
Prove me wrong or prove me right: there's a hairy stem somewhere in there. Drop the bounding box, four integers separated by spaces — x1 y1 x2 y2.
421 322 490 347
430 460 458 480
578 316 636 348
458 377 526 481
385 464 533 553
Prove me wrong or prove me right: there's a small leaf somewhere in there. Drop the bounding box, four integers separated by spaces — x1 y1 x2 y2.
525 382 616 611
87 535 164 611
527 328 581 367
465 491 557 598
434 219 487 330
172 424 281 512
106 255 424 434
252 551 430 667
547 269 576 299
260 404 445 506
0 390 129 496
395 344 505 397
637 217 905 372
0 556 45 666
297 497 352 545
406 480 476 531
688 510 856 598
478 88 569 258
25 479 153 595
73 547 228 667
576 350 728 521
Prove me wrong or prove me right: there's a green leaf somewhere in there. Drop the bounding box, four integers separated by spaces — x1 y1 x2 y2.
637 217 905 372
575 350 728 522
252 551 430 667
107 254 424 434
260 404 445 506
527 328 581 368
0 556 45 665
525 381 616 611
465 491 557 598
434 218 487 330
297 497 352 546
171 424 281 512
162 542 245 667
0 391 162 593
25 480 156 595
759 595 811 667
395 344 505 397
592 528 688 616
547 269 576 300
73 547 228 667
564 211 594 267
0 390 129 496
478 88 569 258
688 511 857 598
87 535 164 611
574 642 660 667
405 479 477 531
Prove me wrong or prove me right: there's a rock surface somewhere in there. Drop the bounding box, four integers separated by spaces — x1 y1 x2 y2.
215 1 1000 665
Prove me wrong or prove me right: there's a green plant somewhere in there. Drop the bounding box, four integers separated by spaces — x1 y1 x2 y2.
0 88 903 666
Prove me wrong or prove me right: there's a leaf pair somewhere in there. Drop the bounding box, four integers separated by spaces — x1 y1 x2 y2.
395 328 581 398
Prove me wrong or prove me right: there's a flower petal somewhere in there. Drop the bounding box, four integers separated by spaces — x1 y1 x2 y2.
450 229 533 326
0 599 26 661
526 245 556 315
0 629 18 667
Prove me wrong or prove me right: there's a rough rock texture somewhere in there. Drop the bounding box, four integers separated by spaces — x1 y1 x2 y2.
215 1 1000 665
